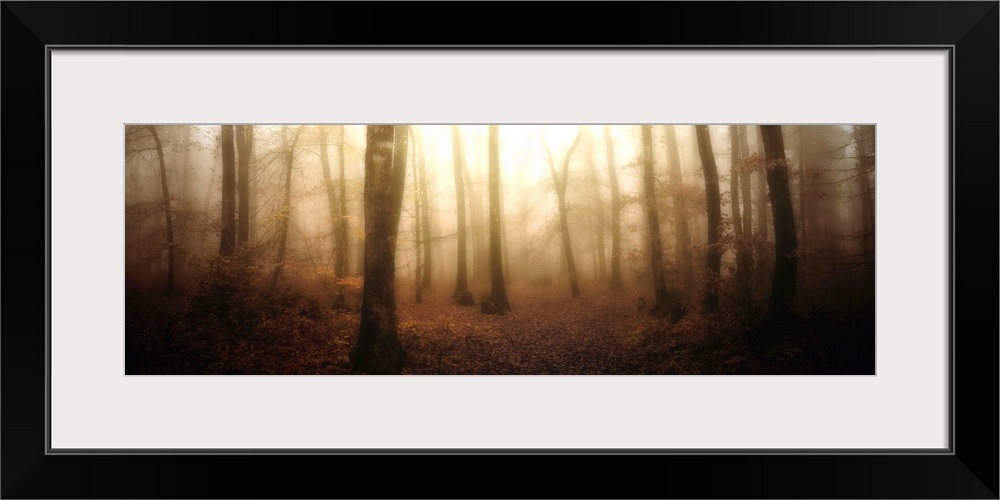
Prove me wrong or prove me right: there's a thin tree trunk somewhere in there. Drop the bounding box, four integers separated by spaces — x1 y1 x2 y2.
413 126 432 289
450 126 474 304
695 125 722 312
738 125 753 239
269 126 300 291
759 125 799 317
410 128 422 304
336 125 350 278
178 125 192 281
641 125 675 318
755 127 769 242
350 125 408 374
485 125 511 314
543 127 583 297
583 128 607 281
797 125 807 249
462 150 486 286
319 126 341 273
729 125 744 253
730 126 751 302
665 125 693 296
219 125 237 256
603 125 623 289
148 126 175 295
235 125 253 249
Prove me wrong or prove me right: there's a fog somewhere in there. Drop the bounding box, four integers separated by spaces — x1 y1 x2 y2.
125 124 875 375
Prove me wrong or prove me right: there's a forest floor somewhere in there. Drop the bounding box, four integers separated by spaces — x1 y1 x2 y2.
126 281 875 375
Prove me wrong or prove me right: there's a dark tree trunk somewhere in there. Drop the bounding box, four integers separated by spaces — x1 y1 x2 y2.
148 126 175 295
235 125 253 248
336 126 350 278
797 125 808 249
462 152 487 286
755 127 769 242
543 127 583 298
759 125 799 318
603 125 623 289
730 125 751 302
413 127 432 289
485 125 511 314
350 125 409 374
738 125 753 240
319 126 341 273
665 125 693 296
583 128 607 281
269 126 300 291
695 125 722 312
641 125 676 318
450 126 474 305
178 125 192 281
219 125 237 257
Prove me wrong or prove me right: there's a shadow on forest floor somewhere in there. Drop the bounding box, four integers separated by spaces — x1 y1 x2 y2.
125 284 875 375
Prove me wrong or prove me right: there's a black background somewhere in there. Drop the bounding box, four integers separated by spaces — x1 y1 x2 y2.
2 2 997 498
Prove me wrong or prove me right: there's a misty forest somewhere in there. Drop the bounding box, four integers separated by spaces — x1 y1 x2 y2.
125 124 875 374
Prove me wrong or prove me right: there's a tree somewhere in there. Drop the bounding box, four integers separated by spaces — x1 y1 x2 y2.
336 125 350 278
542 127 583 298
641 125 679 319
695 125 722 311
664 125 693 296
350 125 409 374
413 126 433 289
235 125 254 248
730 125 751 301
409 127 423 304
737 125 753 240
269 125 302 291
583 128 607 281
603 125 624 289
759 125 799 317
147 126 175 294
484 125 511 314
219 125 237 256
318 126 343 274
450 126 475 305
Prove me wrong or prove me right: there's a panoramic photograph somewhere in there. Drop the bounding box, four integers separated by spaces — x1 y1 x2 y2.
125 124 875 375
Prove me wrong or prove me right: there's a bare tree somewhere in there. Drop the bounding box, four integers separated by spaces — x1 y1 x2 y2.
350 125 409 374
269 126 302 291
147 126 175 294
641 125 680 319
542 127 583 297
484 125 511 314
583 128 607 281
450 126 475 305
695 125 721 311
219 125 236 256
235 125 254 248
603 125 623 289
664 125 693 296
759 125 799 317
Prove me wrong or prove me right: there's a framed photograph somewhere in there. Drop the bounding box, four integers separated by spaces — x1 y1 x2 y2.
3 2 996 498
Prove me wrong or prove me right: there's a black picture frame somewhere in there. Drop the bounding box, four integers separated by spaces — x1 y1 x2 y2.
3 2 996 498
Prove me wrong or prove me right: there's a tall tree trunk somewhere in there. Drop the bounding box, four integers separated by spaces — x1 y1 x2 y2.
759 125 799 317
797 125 807 249
319 126 341 273
269 126 299 291
755 127 769 242
730 125 751 302
450 126 474 305
603 125 623 289
641 125 675 318
336 125 350 278
738 125 753 240
178 125 192 281
543 127 583 298
410 128 422 304
695 125 722 312
486 125 511 314
148 126 175 295
235 125 253 249
665 125 693 296
583 128 607 281
350 125 408 374
413 126 432 289
462 151 486 286
852 125 876 256
219 125 237 256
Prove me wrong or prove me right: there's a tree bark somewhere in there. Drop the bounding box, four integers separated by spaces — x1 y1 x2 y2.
350 125 408 374
219 125 237 257
336 125 350 278
730 125 751 302
410 127 422 304
738 125 753 239
269 126 300 291
486 125 511 314
641 125 674 318
543 127 583 298
695 125 722 311
583 128 607 281
603 125 623 289
235 125 253 248
664 125 693 296
413 126 432 289
148 126 175 295
319 126 341 274
450 126 474 305
759 125 799 317
797 125 808 249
